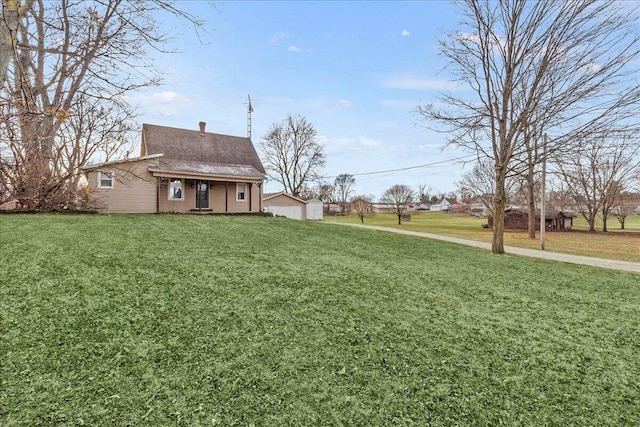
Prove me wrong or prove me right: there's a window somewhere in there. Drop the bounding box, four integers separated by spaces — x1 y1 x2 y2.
237 183 246 201
169 179 184 200
98 171 115 189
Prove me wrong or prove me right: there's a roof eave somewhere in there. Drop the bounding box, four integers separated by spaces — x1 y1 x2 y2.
81 153 163 170
148 168 265 182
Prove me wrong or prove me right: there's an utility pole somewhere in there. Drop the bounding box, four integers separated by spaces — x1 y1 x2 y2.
540 133 547 250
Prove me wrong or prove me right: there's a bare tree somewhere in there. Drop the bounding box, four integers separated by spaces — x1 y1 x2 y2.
545 177 573 212
613 190 637 230
57 95 138 190
299 181 334 202
0 0 206 210
350 194 372 224
517 130 544 239
557 132 640 232
334 173 355 215
380 184 414 225
457 159 516 217
418 0 640 253
417 184 433 205
1 95 137 210
260 114 325 198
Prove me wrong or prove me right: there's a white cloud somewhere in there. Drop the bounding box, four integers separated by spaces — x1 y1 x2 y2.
152 91 179 102
417 143 442 152
288 45 301 52
457 32 481 45
132 90 195 105
321 99 353 110
358 136 382 148
584 63 602 73
322 135 385 155
320 136 355 148
268 32 289 44
152 105 182 117
379 99 417 109
131 90 197 118
401 29 410 37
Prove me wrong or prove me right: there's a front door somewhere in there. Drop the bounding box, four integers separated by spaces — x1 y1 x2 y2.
195 180 209 209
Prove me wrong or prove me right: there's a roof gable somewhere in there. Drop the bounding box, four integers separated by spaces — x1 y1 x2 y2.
141 123 266 176
263 192 308 204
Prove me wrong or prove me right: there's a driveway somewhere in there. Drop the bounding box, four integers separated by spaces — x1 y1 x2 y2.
331 223 640 275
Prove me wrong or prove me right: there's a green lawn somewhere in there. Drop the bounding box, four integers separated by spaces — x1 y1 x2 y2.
1 214 639 425
326 212 640 262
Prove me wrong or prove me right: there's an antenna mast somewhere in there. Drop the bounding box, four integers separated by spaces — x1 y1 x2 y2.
247 95 254 139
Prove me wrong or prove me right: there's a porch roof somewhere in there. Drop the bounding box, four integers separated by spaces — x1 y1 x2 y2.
148 159 265 181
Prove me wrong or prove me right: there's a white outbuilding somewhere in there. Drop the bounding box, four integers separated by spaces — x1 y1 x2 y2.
262 192 323 220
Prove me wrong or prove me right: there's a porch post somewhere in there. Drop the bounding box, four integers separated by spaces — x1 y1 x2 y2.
225 182 228 212
257 182 262 212
156 177 160 213
248 182 253 212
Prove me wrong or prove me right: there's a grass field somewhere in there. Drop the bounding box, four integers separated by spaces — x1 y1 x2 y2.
326 212 640 262
1 214 639 425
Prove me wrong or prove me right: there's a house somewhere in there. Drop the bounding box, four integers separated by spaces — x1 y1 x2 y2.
323 202 342 215
262 192 323 220
371 202 397 213
82 122 266 214
431 198 458 212
488 208 575 231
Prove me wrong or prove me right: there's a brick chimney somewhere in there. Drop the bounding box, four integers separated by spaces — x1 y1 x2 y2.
199 121 206 136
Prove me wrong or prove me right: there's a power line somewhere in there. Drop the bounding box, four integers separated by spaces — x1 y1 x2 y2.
323 154 478 180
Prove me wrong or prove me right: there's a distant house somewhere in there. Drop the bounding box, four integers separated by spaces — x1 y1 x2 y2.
468 199 488 217
488 208 575 231
431 198 458 212
371 202 397 213
262 192 323 220
82 122 266 213
324 203 342 215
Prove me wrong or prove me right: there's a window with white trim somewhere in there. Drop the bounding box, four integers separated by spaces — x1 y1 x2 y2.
237 183 246 201
98 171 115 189
168 179 184 200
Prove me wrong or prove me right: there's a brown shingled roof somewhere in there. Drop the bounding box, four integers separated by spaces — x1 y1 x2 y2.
141 123 266 178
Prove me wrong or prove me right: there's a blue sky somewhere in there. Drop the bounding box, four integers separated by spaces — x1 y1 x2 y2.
133 1 472 198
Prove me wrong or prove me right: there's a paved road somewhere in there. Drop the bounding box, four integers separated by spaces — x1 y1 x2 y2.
331 222 640 275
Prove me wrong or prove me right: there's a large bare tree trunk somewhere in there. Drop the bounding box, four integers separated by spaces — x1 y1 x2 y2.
587 207 597 232
492 174 507 254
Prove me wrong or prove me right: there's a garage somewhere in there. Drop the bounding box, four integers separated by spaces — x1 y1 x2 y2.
262 192 307 220
265 204 304 220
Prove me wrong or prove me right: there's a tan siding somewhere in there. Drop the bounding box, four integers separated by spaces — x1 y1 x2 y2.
158 180 195 213
264 194 306 207
250 183 261 212
210 182 227 213
226 182 248 213
87 160 157 213
87 166 264 213
263 194 307 220
156 180 262 213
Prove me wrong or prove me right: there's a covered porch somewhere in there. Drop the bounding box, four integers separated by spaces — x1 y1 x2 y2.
154 175 262 214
